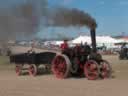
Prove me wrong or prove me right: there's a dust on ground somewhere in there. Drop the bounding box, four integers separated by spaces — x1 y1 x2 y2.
0 55 128 96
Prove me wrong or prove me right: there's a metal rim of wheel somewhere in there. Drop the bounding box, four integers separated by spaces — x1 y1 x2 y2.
51 54 71 79
100 60 112 79
15 64 22 76
28 64 37 76
84 60 99 80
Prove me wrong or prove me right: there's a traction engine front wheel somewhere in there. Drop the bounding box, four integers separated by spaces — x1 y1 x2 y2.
100 60 112 79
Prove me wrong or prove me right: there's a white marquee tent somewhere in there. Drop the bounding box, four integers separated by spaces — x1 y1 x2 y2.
115 39 128 43
71 35 118 48
47 35 125 49
72 36 91 44
72 36 117 43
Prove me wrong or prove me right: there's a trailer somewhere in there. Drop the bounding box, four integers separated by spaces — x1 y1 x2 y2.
10 51 56 76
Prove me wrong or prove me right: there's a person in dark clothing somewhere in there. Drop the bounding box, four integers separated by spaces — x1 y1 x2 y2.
83 42 91 54
6 48 11 56
121 43 127 49
102 43 107 51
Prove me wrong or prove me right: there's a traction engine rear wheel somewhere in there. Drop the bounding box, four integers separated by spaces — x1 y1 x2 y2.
28 64 37 76
52 55 71 79
100 60 112 78
84 60 99 80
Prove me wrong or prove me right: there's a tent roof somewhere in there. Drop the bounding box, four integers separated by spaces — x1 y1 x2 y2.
72 35 118 44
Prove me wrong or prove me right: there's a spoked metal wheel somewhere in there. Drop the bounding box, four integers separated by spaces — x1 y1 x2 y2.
15 64 22 76
100 60 112 79
28 64 37 76
51 54 71 79
84 60 100 80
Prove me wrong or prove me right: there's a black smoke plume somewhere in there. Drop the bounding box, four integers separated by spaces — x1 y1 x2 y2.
0 0 48 41
48 7 97 29
0 0 97 41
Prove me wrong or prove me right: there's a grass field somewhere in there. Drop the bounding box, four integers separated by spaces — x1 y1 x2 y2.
0 56 14 70
0 56 9 65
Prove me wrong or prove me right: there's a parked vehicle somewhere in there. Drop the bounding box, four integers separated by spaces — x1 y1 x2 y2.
119 43 128 60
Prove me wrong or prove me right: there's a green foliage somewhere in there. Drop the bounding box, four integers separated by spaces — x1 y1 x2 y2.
0 56 9 65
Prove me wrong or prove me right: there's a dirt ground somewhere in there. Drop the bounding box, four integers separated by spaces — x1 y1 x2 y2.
0 55 128 96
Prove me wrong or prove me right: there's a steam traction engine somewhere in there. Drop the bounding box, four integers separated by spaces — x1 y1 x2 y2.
51 29 112 80
51 44 112 80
